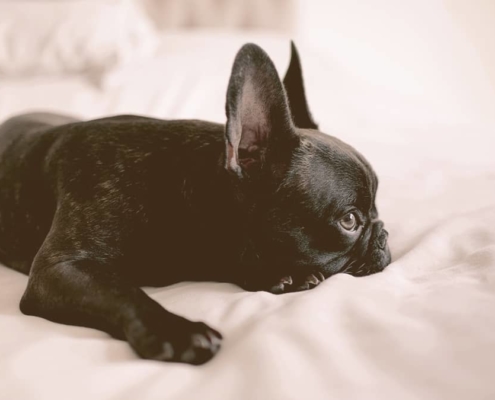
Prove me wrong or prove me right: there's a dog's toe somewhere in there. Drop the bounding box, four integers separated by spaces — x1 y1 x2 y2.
269 275 293 294
294 272 326 292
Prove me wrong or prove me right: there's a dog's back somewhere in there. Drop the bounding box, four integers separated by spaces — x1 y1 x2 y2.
0 113 231 281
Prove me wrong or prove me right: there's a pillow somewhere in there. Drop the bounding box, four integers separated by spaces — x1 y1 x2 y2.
140 0 294 32
0 0 158 78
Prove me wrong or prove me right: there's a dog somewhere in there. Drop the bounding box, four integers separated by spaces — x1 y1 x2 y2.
0 42 391 365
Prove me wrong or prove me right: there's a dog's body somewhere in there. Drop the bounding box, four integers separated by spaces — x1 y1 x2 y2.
0 115 243 284
0 43 390 364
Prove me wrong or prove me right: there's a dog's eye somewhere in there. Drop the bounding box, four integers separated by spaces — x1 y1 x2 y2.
339 213 358 231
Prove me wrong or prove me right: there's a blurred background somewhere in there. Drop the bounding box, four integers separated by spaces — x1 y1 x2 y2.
1 0 494 127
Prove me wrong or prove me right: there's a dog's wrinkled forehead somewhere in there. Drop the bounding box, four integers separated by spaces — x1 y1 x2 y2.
283 129 377 218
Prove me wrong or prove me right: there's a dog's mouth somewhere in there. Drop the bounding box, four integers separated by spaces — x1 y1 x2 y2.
240 218 391 292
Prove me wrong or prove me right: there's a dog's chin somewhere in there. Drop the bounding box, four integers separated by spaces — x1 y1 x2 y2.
241 220 391 294
242 245 390 293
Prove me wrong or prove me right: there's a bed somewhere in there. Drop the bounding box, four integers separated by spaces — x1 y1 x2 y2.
1 1 495 399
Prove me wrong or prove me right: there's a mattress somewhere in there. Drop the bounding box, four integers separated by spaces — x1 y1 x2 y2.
1 31 495 400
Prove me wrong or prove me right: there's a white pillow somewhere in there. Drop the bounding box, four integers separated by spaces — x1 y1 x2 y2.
140 0 294 32
0 0 158 78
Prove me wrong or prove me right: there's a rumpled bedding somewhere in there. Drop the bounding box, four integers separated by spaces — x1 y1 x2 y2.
0 32 494 400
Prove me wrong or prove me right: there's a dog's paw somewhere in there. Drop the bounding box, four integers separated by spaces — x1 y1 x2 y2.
125 317 222 365
268 272 326 294
177 323 222 365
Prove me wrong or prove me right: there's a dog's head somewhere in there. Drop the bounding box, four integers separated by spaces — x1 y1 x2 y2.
224 43 391 291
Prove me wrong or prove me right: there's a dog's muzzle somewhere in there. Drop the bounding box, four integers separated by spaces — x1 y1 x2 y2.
342 220 391 277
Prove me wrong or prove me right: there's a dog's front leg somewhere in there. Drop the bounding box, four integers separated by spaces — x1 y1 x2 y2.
19 259 222 365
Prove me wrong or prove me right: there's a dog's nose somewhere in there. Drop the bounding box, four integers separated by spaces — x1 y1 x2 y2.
377 229 388 250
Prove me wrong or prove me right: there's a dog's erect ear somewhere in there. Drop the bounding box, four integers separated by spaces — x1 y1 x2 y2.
283 41 318 130
225 43 297 179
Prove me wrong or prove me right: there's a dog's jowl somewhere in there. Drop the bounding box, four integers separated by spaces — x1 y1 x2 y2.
0 43 391 365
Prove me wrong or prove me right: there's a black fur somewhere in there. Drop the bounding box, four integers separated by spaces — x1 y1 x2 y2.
0 43 390 365
283 41 318 130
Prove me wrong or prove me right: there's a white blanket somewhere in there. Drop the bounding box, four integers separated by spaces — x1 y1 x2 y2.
1 31 495 400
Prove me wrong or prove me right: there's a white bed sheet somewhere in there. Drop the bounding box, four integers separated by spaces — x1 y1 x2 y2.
1 31 495 400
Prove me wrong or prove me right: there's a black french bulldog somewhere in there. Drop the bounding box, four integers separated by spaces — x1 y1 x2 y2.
0 43 390 365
